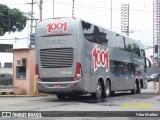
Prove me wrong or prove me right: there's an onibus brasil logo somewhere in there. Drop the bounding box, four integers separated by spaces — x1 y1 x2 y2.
92 45 109 72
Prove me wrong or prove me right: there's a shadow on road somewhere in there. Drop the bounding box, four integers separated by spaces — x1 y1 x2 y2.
44 92 158 103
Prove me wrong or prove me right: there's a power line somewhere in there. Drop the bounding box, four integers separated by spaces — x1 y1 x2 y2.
113 27 153 36
5 0 153 13
56 1 153 13
6 3 28 6
0 38 28 40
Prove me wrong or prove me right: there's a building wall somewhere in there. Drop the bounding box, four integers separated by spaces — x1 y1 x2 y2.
0 52 13 67
13 48 35 95
0 68 13 74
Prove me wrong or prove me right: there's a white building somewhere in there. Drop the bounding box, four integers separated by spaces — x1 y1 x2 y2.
0 43 13 68
0 36 29 74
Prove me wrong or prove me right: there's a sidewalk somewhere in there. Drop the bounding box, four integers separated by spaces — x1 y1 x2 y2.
0 85 50 96
0 92 50 96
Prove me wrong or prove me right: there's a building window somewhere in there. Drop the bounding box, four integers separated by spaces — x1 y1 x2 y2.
4 62 12 68
0 44 13 53
16 66 26 79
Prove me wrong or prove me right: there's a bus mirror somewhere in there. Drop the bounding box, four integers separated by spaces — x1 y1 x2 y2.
145 57 151 68
148 61 151 68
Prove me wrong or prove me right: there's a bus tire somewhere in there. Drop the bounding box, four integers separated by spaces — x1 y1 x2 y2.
102 80 110 98
67 94 79 98
137 83 141 94
131 83 137 94
56 94 66 100
110 91 115 95
92 81 102 100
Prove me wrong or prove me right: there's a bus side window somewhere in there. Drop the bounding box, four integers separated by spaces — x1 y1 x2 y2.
82 21 108 45
132 43 140 56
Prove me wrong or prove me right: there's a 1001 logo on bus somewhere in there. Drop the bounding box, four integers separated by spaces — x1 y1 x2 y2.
92 45 109 72
47 22 68 33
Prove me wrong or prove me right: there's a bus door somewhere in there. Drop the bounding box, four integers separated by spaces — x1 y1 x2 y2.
124 63 132 90
123 62 137 90
90 58 97 92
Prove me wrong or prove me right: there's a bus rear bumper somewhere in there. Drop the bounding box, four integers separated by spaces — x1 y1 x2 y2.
37 79 85 94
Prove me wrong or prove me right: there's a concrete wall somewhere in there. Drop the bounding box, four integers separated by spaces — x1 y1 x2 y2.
0 52 13 67
0 68 13 75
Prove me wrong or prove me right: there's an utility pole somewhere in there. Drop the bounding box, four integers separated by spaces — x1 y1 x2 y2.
40 0 43 21
31 0 34 33
72 0 74 17
53 0 54 18
28 0 36 33
110 0 112 29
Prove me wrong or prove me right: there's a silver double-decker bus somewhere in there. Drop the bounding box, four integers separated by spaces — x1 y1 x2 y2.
35 17 150 99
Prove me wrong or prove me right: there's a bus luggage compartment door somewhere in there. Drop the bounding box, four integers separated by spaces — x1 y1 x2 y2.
84 58 91 92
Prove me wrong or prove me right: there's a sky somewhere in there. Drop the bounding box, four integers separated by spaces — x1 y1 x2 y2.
0 0 153 58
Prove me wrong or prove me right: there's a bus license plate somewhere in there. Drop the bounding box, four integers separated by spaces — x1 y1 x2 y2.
53 84 61 88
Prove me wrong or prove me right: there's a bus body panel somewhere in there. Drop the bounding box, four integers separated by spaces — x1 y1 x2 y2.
37 35 77 78
35 17 147 97
36 18 86 94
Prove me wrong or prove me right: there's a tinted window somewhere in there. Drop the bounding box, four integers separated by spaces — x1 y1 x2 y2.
123 41 141 56
0 74 5 78
110 60 135 75
0 44 13 53
16 66 26 79
81 21 142 57
81 21 108 45
4 63 12 68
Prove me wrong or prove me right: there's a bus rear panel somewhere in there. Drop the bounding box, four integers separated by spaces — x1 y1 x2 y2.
36 18 85 95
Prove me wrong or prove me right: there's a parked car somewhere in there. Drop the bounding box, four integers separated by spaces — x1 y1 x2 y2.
147 73 160 82
0 73 13 85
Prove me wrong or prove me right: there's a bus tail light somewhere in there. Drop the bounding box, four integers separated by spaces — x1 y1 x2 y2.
73 62 82 81
35 64 42 82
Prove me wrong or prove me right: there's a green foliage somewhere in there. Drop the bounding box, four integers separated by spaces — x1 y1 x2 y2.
0 4 27 36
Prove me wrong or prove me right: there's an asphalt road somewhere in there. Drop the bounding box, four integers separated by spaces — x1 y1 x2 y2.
0 82 159 120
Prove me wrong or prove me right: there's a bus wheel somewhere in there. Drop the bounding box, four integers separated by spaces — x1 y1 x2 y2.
131 83 137 94
110 91 115 95
137 83 141 94
56 94 66 100
92 81 102 100
67 94 79 98
102 80 110 98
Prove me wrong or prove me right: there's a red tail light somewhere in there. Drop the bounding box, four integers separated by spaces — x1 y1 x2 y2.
73 62 82 81
35 64 42 82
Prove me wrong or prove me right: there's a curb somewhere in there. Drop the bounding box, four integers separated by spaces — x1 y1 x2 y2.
0 92 50 96
0 92 14 95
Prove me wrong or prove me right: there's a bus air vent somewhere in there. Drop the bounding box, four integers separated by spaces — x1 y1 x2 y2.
40 48 74 68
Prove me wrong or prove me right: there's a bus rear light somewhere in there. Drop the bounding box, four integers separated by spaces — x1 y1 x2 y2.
53 17 62 19
38 83 45 88
35 64 42 82
73 62 82 81
71 83 78 88
72 17 76 19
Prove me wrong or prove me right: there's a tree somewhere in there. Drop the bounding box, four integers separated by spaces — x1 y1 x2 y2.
0 4 27 36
